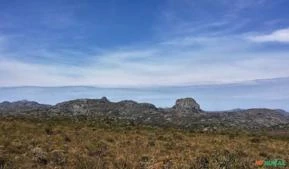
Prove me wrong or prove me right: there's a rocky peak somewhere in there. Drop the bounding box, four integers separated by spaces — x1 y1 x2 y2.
100 97 109 103
173 98 201 114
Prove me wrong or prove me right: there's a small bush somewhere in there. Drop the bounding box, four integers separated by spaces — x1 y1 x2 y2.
250 137 261 143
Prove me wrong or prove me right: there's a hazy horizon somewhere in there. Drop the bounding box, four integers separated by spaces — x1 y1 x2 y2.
1 77 289 111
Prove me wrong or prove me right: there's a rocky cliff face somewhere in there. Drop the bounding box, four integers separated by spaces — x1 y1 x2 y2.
0 97 288 130
172 98 202 115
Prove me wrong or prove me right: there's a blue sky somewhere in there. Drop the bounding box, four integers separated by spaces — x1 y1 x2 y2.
0 0 289 87
0 0 289 110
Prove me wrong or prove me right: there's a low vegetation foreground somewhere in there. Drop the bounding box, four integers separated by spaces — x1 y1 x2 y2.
0 117 289 169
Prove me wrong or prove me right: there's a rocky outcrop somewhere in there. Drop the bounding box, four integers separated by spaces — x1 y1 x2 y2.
0 100 51 116
0 97 288 130
172 98 201 114
50 97 158 119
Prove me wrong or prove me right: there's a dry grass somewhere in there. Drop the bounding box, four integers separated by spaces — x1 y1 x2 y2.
0 117 288 169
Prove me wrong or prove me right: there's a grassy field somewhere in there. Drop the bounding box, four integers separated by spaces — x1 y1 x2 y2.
0 117 288 169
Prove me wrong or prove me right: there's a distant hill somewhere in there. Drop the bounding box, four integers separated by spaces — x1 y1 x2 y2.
1 97 288 131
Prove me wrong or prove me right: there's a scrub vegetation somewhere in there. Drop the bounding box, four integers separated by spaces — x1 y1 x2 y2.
0 117 288 169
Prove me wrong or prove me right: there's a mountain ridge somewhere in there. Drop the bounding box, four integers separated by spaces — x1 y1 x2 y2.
1 97 289 131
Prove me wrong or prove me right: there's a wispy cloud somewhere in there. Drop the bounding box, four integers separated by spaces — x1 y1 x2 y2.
0 0 288 88
247 28 289 43
1 34 289 87
157 0 269 38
